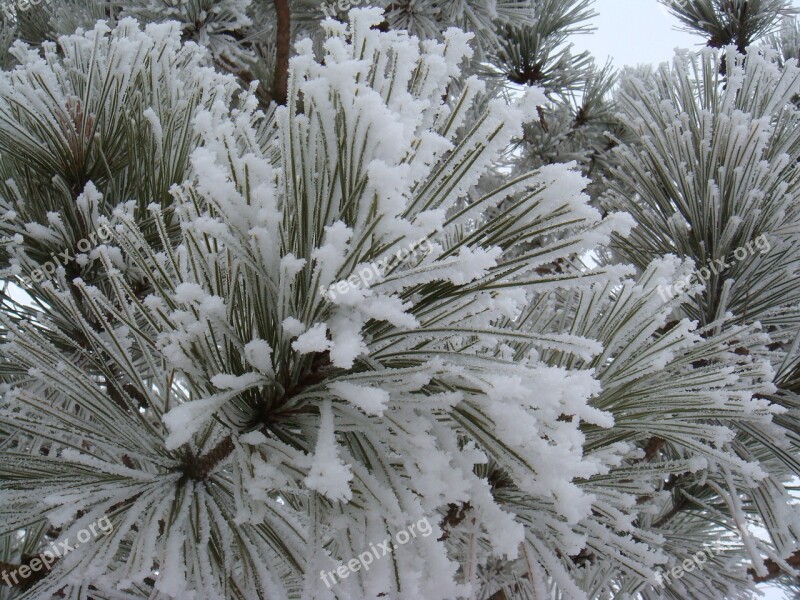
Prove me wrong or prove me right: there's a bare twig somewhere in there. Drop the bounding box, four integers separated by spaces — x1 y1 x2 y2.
272 0 291 105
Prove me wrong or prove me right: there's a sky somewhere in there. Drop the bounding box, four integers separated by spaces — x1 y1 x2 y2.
571 0 702 68
573 3 792 599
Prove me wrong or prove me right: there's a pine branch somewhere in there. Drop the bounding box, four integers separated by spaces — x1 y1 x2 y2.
3 8 799 597
643 436 666 462
181 436 235 481
438 502 472 541
272 0 290 105
748 550 800 583
652 491 691 529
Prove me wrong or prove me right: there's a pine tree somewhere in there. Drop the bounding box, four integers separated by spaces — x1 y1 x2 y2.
606 45 800 599
0 2 798 600
659 0 796 52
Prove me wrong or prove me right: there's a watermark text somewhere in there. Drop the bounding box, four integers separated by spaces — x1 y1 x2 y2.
320 517 433 588
1 515 113 586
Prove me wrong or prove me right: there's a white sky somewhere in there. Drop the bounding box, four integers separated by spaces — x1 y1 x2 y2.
572 3 792 599
571 0 700 68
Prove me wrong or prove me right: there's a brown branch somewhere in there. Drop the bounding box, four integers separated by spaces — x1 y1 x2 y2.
282 352 334 401
643 437 666 462
437 502 471 541
272 0 291 106
631 437 667 507
652 491 690 529
748 550 800 583
181 435 235 481
106 376 135 412
121 454 135 469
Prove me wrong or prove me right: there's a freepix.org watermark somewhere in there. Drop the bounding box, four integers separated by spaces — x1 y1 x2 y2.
654 539 727 589
1 515 113 586
0 0 54 21
657 234 771 302
320 517 433 588
19 224 113 287
320 236 432 302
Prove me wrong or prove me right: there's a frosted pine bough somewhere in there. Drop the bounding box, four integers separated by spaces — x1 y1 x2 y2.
603 46 800 598
0 11 625 597
0 8 795 600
